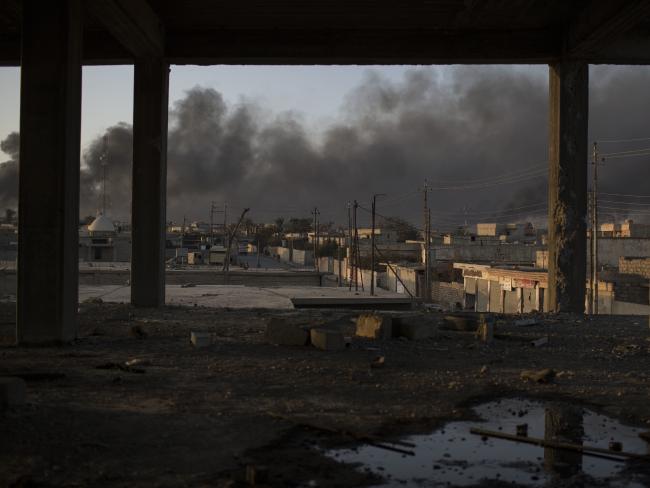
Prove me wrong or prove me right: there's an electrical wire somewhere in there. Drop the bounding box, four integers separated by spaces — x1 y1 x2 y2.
599 199 650 207
597 136 650 144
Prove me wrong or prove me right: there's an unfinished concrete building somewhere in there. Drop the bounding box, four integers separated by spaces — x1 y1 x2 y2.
2 1 650 344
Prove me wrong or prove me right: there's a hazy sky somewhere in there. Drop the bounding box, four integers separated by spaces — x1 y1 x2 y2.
0 65 454 150
1 64 650 227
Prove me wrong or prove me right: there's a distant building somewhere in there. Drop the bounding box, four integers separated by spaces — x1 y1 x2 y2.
0 223 17 262
79 213 130 262
600 220 650 238
355 228 398 244
476 222 536 243
307 231 345 246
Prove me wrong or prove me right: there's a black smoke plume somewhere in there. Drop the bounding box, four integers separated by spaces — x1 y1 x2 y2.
0 131 19 211
2 66 650 228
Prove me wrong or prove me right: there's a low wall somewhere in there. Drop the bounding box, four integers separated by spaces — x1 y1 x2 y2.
434 243 542 265
592 238 650 268
614 282 649 305
619 256 650 278
430 281 464 310
291 249 314 266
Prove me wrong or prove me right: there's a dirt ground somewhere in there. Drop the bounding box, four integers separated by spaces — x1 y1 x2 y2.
1 301 650 487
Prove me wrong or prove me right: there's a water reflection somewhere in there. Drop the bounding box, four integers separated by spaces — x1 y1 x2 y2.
543 404 584 477
325 398 648 487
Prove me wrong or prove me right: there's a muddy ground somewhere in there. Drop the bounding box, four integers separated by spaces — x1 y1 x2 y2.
1 302 650 487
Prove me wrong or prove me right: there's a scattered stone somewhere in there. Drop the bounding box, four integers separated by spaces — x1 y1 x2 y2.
516 423 528 437
609 441 623 452
393 316 437 340
530 336 548 347
191 331 212 348
265 318 309 346
476 316 494 343
520 368 555 384
514 318 538 327
0 377 26 408
96 362 146 374
125 358 151 367
356 314 392 340
129 324 148 339
245 464 268 486
180 283 196 288
370 356 385 368
310 328 345 351
556 370 575 378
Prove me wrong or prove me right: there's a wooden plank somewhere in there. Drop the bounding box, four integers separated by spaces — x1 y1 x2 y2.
470 427 650 462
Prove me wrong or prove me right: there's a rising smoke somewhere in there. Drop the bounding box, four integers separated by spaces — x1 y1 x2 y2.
0 131 18 211
1 66 650 228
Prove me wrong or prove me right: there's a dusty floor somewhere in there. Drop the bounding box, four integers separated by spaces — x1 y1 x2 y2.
77 284 403 309
1 302 650 487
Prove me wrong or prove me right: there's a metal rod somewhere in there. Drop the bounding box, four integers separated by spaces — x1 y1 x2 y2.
470 427 648 462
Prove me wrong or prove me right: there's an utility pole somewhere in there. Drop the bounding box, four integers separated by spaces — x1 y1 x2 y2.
423 179 430 302
223 203 228 243
181 215 186 261
353 200 359 291
223 207 250 277
588 188 594 315
347 202 353 291
312 206 320 271
370 193 385 296
592 142 600 315
100 134 109 215
428 207 432 302
209 201 215 245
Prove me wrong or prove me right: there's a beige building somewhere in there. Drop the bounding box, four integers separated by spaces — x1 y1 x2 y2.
79 214 131 262
600 220 650 238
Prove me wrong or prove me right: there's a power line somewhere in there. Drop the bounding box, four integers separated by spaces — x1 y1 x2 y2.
600 147 650 158
597 136 650 143
600 192 650 199
599 199 650 207
427 201 547 217
426 170 547 191
598 205 650 214
431 161 547 185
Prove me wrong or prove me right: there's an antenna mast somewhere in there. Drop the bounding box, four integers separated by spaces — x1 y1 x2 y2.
101 135 108 215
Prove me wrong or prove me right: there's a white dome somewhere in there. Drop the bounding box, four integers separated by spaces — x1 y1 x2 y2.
88 214 115 233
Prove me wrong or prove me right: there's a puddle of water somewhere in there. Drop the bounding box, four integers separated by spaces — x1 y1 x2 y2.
326 398 649 487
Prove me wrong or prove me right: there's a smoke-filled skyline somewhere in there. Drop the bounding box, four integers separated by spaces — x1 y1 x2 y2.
2 66 650 230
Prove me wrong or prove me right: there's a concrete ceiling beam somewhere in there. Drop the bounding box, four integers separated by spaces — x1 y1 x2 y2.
86 0 163 59
567 0 650 58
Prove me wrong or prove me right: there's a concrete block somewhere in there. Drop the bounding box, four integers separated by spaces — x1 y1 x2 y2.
356 314 392 340
190 331 212 347
476 321 494 343
310 328 345 351
393 316 437 340
0 377 26 408
265 318 309 346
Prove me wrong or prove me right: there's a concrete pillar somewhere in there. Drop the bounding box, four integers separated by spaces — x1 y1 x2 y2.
547 62 589 313
17 0 82 344
131 58 169 307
